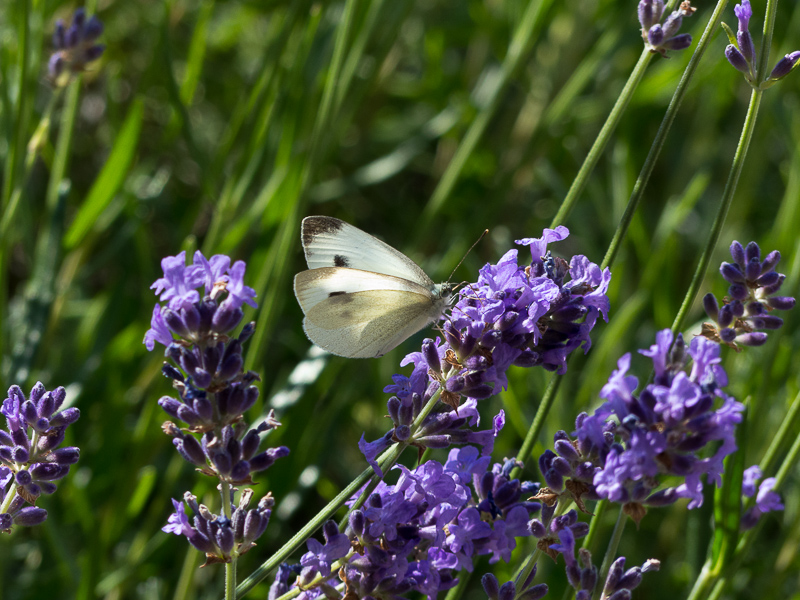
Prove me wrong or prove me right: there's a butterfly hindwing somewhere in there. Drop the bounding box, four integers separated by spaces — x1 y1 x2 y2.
301 289 444 358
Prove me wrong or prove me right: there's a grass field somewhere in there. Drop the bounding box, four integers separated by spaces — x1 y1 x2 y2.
1 0 800 598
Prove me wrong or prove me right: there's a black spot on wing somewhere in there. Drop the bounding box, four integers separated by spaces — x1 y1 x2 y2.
333 255 349 267
302 216 344 248
328 293 354 303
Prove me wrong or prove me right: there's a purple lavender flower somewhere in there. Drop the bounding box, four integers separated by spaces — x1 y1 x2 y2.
0 383 80 533
161 404 288 484
145 250 257 352
725 2 800 85
163 489 273 565
536 330 744 523
740 465 784 530
278 449 541 600
551 526 659 600
481 568 548 600
702 241 795 348
639 0 695 57
48 8 105 83
359 227 610 470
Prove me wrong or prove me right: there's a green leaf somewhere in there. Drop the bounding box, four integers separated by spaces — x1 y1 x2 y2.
63 97 144 249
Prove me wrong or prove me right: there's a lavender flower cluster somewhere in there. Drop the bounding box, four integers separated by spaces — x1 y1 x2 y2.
551 523 660 600
702 241 796 349
146 251 289 560
164 489 274 566
0 383 80 532
359 227 611 470
740 465 784 530
271 438 543 600
539 330 745 523
725 0 800 85
48 8 105 82
638 0 695 56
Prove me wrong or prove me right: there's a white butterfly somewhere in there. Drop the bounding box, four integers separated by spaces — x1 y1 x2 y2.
293 216 452 358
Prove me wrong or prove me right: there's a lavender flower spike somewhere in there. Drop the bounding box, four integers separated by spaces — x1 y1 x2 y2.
0 383 80 533
163 490 274 565
536 330 745 523
702 240 795 348
49 8 105 84
640 0 695 57
740 465 784 530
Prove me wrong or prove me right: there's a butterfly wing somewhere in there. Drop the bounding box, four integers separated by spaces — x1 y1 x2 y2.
301 216 435 287
294 268 448 358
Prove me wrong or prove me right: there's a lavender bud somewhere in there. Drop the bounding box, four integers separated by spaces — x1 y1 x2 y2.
770 51 800 80
176 436 206 466
481 574 501 600
767 296 795 311
216 524 235 554
638 0 665 30
529 519 546 538
422 340 441 375
498 582 516 600
349 510 365 536
726 45 750 74
12 507 48 527
737 30 756 66
737 332 768 346
49 407 80 427
518 585 549 600
662 11 682 38
52 447 80 464
647 24 664 47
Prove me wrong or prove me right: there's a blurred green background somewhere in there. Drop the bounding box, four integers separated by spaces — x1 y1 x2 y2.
1 0 799 598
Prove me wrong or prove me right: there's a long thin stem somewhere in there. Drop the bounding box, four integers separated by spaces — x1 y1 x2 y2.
513 373 560 477
603 0 730 269
671 87 762 335
549 48 653 228
591 508 626 600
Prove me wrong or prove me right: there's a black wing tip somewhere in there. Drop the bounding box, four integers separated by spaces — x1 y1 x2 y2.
302 216 345 248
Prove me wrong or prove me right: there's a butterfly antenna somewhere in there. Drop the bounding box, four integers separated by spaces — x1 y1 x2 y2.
448 229 489 282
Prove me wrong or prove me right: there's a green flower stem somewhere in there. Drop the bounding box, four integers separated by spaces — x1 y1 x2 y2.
45 78 80 213
689 391 800 600
549 48 653 228
418 0 554 236
1 0 31 371
591 507 626 600
512 371 560 479
603 0 730 269
220 479 236 600
756 0 779 83
580 498 608 553
1 0 30 211
513 501 569 599
0 481 19 515
671 86 762 335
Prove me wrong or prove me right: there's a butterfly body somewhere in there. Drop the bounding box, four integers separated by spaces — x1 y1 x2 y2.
294 216 451 358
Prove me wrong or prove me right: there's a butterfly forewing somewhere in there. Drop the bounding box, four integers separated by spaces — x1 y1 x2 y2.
301 216 434 287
